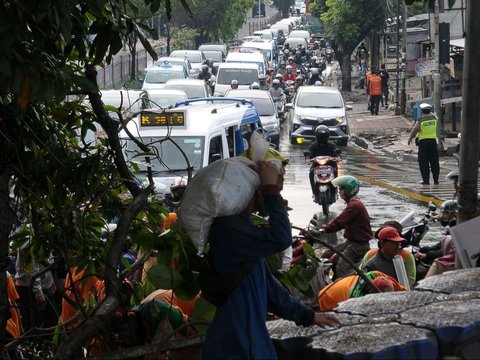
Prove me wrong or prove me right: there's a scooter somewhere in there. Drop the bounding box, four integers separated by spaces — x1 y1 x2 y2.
273 98 285 123
399 201 437 247
306 155 341 216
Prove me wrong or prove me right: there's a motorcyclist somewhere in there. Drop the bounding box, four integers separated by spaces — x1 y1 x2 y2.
197 64 212 81
414 199 458 280
250 81 260 90
278 61 287 76
309 55 319 69
230 79 239 90
308 67 323 85
205 58 214 74
283 65 297 82
258 75 270 90
287 56 297 71
316 175 373 280
295 75 305 90
306 125 339 201
268 79 285 102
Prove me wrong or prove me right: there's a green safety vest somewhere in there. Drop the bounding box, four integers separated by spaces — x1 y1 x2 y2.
418 115 438 139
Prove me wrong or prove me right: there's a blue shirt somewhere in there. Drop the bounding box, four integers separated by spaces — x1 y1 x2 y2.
202 192 314 359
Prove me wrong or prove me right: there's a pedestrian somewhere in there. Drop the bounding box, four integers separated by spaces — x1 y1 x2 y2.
368 69 382 115
316 175 373 279
318 270 405 311
200 160 340 359
365 67 374 110
407 103 440 185
361 226 416 287
379 64 389 107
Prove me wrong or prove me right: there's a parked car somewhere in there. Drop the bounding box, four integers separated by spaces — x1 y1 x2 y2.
224 89 280 149
287 86 352 146
141 89 188 109
141 61 188 90
164 78 211 99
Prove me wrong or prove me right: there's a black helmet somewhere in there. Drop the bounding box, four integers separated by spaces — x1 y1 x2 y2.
315 125 330 144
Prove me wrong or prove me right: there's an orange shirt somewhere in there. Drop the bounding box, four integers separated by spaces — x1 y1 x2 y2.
61 268 101 329
318 271 405 310
369 75 383 96
7 275 21 338
365 71 373 89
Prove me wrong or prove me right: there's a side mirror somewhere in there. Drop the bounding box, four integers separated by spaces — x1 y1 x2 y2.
345 105 353 111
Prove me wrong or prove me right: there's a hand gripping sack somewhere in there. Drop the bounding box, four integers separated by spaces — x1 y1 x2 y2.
178 157 260 253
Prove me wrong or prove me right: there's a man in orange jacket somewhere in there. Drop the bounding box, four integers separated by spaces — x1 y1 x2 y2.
368 69 383 115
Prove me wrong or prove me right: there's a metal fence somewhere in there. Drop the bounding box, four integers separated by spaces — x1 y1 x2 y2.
96 45 166 89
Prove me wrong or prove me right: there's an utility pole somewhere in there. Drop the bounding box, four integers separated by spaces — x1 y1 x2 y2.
395 0 400 115
433 0 442 127
458 0 480 226
400 2 407 115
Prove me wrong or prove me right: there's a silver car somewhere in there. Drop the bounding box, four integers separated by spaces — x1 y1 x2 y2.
287 86 352 146
225 89 280 149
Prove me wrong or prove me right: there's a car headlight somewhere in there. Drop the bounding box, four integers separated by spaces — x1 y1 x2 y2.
336 116 345 124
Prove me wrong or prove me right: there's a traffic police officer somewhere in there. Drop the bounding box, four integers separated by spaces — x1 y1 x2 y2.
407 103 440 185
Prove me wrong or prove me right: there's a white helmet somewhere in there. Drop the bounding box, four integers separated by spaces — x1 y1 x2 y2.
272 79 280 85
250 82 260 89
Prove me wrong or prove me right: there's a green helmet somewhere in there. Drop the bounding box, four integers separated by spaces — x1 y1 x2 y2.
332 175 360 198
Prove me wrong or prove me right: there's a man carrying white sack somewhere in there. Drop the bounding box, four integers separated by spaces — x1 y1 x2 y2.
199 158 340 359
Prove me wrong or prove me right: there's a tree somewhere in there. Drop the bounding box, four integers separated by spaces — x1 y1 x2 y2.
0 0 201 358
319 0 386 91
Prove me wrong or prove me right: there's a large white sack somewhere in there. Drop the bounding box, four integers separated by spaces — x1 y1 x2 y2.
178 157 260 253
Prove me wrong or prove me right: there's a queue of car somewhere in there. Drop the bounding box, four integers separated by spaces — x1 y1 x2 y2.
121 12 351 197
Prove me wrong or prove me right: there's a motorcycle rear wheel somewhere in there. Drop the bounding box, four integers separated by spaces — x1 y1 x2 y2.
320 192 329 216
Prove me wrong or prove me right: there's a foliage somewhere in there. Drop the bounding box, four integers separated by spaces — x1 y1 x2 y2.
320 0 385 55
168 0 255 44
171 26 200 50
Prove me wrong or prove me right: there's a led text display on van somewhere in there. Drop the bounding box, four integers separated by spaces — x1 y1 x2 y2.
140 110 187 128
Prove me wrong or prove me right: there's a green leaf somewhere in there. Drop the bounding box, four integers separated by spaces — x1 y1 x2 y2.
147 263 183 290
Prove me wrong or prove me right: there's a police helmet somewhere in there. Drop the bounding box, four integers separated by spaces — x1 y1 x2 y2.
250 82 260 90
440 199 458 214
446 168 459 181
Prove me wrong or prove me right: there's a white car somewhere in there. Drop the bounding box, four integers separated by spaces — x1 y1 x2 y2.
142 61 188 90
164 79 211 99
214 63 259 96
169 50 206 75
141 89 188 109
224 89 280 149
287 86 352 146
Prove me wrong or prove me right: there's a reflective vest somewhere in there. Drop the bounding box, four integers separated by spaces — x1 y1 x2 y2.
418 115 438 139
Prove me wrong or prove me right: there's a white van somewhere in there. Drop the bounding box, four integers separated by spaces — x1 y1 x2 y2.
214 63 259 96
271 22 290 36
241 40 276 69
119 98 264 197
226 51 268 76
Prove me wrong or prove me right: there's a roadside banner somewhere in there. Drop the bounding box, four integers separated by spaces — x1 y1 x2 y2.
415 59 435 77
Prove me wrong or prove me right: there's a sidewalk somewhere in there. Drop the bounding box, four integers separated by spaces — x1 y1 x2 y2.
344 88 458 166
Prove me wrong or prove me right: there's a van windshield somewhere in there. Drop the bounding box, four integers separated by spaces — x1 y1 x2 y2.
217 68 258 85
123 136 205 173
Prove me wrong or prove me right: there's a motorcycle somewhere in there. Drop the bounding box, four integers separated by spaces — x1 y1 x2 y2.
305 155 341 216
273 98 285 123
399 201 437 247
284 80 296 103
